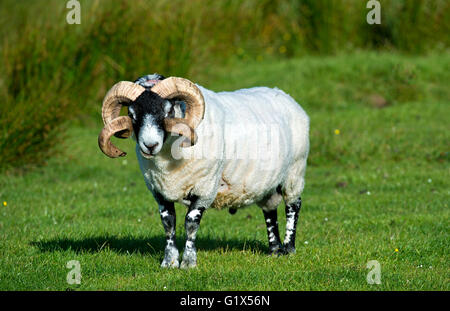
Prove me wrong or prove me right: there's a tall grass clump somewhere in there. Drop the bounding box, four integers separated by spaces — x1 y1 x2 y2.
0 0 202 170
0 0 448 170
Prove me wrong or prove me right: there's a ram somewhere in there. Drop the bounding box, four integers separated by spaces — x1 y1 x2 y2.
98 74 309 268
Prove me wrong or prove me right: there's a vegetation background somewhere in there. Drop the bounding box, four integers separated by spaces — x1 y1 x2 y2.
1 0 448 167
0 0 448 290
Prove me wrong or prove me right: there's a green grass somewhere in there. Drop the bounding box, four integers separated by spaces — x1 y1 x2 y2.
0 53 449 290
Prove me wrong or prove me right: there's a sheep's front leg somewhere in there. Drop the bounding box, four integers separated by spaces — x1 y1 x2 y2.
180 200 206 269
283 197 302 254
156 195 179 268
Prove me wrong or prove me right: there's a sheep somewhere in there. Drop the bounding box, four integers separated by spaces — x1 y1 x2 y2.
98 74 309 268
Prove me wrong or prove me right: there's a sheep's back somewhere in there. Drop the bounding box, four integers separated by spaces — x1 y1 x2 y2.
199 86 309 209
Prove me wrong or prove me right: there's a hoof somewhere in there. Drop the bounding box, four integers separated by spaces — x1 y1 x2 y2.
282 245 296 255
269 245 284 256
161 246 179 268
180 249 197 269
270 245 296 256
180 260 197 269
161 259 180 268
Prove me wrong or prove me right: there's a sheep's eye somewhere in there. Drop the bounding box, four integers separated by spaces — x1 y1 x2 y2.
128 106 138 121
168 106 175 117
128 111 136 122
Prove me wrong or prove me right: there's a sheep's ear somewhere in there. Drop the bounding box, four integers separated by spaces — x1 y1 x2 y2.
173 100 186 118
174 100 186 118
165 100 185 118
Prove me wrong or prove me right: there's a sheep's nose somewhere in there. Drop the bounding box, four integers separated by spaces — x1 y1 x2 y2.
144 142 159 153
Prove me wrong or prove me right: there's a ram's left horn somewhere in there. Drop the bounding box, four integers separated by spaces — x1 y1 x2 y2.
98 81 145 158
151 77 205 146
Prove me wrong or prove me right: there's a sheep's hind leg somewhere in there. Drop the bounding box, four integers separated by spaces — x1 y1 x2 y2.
180 197 207 269
156 194 179 268
262 208 283 255
282 197 302 254
258 191 283 255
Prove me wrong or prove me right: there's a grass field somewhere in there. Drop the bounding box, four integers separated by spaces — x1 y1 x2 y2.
0 53 448 290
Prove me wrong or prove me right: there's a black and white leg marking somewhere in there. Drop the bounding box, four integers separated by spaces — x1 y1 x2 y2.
283 197 302 254
155 193 180 268
180 197 207 269
262 208 283 254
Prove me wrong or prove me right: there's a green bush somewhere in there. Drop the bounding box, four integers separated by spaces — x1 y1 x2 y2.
0 0 200 170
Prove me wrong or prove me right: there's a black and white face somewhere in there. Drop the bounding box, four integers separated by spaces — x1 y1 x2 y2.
127 91 177 158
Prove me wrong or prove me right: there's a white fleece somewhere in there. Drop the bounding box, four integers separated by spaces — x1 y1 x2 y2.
137 85 309 209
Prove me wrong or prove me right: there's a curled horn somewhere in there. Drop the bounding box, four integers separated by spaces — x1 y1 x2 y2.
150 77 205 146
98 81 145 158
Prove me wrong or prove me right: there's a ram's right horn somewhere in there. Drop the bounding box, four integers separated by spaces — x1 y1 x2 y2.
98 81 145 158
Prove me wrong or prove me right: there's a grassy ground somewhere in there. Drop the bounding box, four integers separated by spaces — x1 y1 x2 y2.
0 53 448 290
